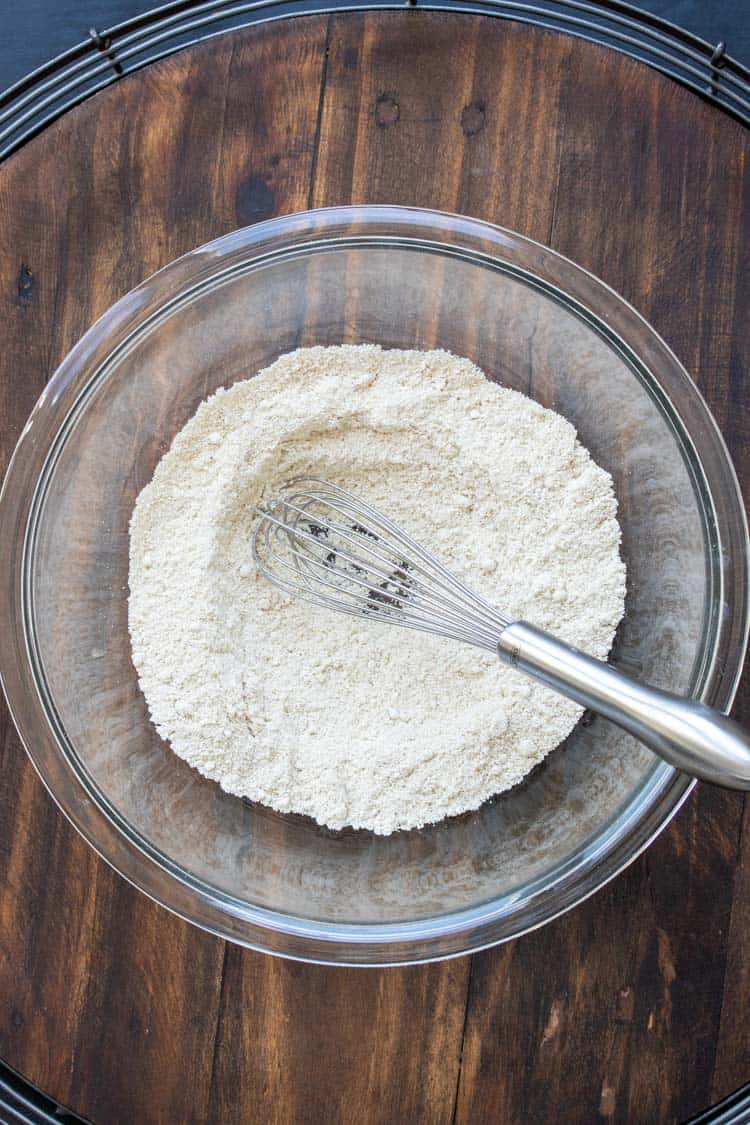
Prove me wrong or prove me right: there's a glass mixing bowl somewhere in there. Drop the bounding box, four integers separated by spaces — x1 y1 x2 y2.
1 206 747 965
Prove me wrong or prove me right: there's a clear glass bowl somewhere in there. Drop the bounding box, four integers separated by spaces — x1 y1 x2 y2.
1 206 747 965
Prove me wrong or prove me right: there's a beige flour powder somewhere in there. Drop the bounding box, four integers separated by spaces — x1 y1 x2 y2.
129 345 626 833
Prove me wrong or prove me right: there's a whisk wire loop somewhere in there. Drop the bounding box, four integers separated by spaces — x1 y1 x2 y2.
252 478 509 652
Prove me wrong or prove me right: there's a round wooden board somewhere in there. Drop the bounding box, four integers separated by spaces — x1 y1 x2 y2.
1 12 748 1123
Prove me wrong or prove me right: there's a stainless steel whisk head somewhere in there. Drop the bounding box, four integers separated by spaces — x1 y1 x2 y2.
252 478 510 652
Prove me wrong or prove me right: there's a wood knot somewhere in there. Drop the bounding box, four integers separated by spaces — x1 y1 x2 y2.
461 100 486 137
375 93 400 128
235 173 275 225
16 263 34 306
540 998 563 1047
614 986 634 1023
599 1080 616 1118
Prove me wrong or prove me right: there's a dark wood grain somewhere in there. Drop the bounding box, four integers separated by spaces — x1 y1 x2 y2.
312 12 568 241
0 13 748 1124
206 949 468 1125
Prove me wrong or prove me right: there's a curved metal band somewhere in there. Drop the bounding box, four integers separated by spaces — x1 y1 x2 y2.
0 0 748 161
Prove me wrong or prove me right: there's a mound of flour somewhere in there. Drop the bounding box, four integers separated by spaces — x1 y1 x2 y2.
129 345 625 834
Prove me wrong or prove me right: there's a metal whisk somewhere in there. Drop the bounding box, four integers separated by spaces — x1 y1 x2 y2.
253 478 750 790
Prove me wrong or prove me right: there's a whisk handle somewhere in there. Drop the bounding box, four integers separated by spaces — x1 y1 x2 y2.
497 621 750 790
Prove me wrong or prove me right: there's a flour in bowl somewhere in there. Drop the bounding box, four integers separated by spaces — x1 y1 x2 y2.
128 345 625 833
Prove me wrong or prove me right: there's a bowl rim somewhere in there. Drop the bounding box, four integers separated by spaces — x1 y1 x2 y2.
1 204 747 965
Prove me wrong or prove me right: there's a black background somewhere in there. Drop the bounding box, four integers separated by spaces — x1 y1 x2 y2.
0 0 748 93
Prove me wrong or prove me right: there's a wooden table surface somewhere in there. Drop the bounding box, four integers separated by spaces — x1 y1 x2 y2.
1 13 748 1124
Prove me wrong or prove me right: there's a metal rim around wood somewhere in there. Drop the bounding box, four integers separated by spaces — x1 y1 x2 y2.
0 0 748 162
